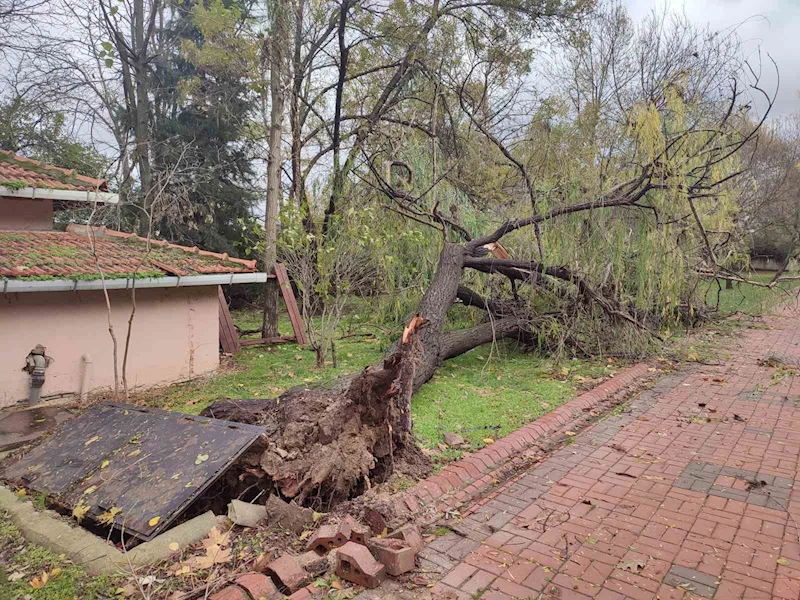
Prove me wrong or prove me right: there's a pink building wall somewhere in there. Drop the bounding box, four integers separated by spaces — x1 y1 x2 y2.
0 197 54 230
0 286 219 407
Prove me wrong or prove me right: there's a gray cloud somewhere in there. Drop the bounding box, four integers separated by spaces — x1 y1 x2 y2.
623 0 800 117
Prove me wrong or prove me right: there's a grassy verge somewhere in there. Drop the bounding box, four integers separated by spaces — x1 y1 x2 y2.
0 518 122 600
700 272 798 316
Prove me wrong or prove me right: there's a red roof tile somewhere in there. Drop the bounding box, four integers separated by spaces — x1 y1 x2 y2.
0 225 258 280
0 151 110 192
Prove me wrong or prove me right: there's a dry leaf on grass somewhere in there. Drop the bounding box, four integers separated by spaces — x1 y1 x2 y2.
184 546 232 570
29 568 61 589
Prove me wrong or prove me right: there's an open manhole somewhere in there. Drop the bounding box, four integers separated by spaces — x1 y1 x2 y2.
2 403 264 542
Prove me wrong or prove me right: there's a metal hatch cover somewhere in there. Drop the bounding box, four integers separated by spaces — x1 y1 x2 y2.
2 403 264 541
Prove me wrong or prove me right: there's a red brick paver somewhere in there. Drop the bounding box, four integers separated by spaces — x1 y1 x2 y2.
422 309 800 600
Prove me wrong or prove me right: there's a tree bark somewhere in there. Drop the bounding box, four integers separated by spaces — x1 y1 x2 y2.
262 0 289 338
770 248 797 284
132 0 153 204
323 0 350 237
289 0 305 209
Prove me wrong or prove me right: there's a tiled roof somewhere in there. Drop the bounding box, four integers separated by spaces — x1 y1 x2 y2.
0 150 110 192
0 225 258 280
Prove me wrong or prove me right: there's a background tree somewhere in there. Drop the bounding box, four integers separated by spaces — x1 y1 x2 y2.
738 114 800 282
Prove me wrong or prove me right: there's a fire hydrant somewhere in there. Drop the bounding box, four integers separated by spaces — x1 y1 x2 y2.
22 344 54 405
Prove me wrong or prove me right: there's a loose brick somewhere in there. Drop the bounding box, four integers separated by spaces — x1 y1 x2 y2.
209 586 249 600
306 521 352 554
368 537 417 576
386 524 425 553
234 573 279 600
342 515 370 545
336 541 386 588
262 555 310 594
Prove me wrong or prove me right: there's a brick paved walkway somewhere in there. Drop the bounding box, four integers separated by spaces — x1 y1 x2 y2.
422 309 800 600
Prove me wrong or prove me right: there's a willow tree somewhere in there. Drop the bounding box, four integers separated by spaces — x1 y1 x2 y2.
206 3 782 506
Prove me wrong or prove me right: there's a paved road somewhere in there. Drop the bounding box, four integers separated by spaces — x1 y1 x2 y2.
422 308 800 600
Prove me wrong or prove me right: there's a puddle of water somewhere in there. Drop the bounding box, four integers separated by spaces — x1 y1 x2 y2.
0 406 75 451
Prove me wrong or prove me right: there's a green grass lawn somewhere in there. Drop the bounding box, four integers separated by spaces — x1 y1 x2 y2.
150 307 618 459
0 519 121 600
701 272 798 315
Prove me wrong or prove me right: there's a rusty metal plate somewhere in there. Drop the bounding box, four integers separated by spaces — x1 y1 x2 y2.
2 403 264 541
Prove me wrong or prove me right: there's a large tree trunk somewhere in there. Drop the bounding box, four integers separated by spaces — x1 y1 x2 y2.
205 243 523 507
204 318 429 508
132 0 153 204
262 0 289 338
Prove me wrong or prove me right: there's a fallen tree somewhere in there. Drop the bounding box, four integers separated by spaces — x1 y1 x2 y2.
203 5 794 509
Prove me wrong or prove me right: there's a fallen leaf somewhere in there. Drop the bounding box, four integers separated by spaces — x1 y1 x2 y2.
29 571 49 589
295 355 303 361
443 432 466 446
119 582 138 597
98 506 122 525
84 435 100 446
618 559 646 574
587 537 598 544
203 527 232 548
312 511 325 522
331 579 343 590
195 454 209 465
8 572 25 582
149 516 161 527
169 542 180 552
100 460 110 469
483 438 495 444
127 449 141 458
777 557 790 565
16 489 26 496
82 485 97 495
564 431 577 436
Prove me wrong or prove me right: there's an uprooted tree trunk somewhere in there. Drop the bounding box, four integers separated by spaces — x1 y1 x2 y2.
203 243 526 507
205 320 426 507
204 239 656 507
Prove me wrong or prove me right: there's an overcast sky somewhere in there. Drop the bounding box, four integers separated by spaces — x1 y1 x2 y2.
623 0 800 118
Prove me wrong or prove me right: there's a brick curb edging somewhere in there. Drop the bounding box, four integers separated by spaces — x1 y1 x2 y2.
387 363 653 523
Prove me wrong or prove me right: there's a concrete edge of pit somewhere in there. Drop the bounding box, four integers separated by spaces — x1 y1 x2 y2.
0 485 217 575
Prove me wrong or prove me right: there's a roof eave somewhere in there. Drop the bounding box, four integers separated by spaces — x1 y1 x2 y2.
1 272 267 294
0 185 120 205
